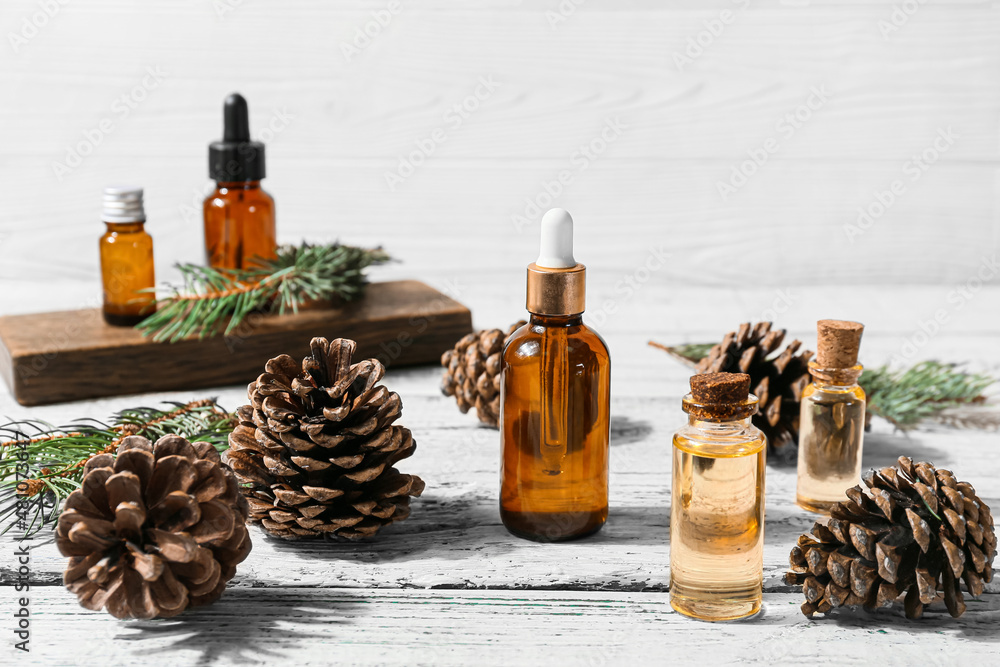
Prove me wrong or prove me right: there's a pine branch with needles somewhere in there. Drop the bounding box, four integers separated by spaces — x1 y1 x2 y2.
648 340 997 431
862 361 996 430
646 341 712 368
136 242 391 342
0 399 235 536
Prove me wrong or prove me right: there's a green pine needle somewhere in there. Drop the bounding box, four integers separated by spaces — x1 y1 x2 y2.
137 242 391 343
0 400 235 536
862 361 995 430
651 340 996 431
666 342 715 365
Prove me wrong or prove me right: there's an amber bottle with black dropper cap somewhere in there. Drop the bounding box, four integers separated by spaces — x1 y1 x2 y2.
500 208 611 542
204 93 276 270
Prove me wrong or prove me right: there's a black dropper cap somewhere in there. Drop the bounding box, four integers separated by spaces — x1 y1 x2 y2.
209 93 266 182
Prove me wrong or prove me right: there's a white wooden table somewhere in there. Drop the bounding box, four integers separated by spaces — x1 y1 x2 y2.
2 0 999 663
2 283 999 666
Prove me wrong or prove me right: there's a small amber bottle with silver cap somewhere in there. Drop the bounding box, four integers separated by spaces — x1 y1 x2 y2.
99 186 155 326
499 208 611 541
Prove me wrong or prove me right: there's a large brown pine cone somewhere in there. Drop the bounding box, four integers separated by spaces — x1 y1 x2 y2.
56 435 252 619
225 337 425 540
786 456 996 619
441 321 525 427
696 322 813 465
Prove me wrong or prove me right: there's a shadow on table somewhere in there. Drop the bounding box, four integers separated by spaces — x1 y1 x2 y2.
824 593 1000 642
263 489 517 565
119 587 367 665
610 415 654 446
593 499 817 549
862 431 950 469
262 416 656 563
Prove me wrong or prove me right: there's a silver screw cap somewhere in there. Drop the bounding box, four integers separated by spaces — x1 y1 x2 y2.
102 186 146 223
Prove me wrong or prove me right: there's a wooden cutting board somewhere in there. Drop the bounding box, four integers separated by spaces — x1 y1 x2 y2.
0 280 472 406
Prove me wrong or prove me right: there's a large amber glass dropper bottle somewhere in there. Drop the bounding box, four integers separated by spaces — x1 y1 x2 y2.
500 208 611 542
203 93 276 270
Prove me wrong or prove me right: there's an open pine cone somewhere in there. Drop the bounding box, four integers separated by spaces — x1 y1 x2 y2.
441 321 525 427
225 337 425 540
56 435 252 619
695 322 813 465
786 456 996 619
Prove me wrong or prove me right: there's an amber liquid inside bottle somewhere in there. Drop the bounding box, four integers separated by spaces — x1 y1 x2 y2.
500 314 611 541
796 364 865 514
99 221 156 326
670 417 766 621
203 180 276 270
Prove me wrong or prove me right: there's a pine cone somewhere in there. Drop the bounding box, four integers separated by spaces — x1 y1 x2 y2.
56 435 252 619
696 322 813 464
786 456 996 619
441 321 526 427
225 337 425 540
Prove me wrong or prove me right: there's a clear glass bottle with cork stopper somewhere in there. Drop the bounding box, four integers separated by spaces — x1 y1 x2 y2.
670 372 766 621
204 92 276 270
796 319 866 514
99 186 156 326
500 208 611 542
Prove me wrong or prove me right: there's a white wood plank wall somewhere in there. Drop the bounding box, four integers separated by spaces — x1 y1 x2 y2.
1 1 997 302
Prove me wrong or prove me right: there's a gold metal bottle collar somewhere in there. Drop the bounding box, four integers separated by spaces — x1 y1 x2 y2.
525 262 586 316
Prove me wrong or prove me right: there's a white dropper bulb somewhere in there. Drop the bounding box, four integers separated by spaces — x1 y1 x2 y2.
535 208 576 269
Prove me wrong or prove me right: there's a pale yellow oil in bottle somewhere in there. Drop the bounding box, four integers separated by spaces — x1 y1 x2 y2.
670 428 766 621
796 382 866 514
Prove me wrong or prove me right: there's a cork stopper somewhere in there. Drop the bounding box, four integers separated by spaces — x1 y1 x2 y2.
816 320 864 368
684 372 756 421
690 372 750 404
